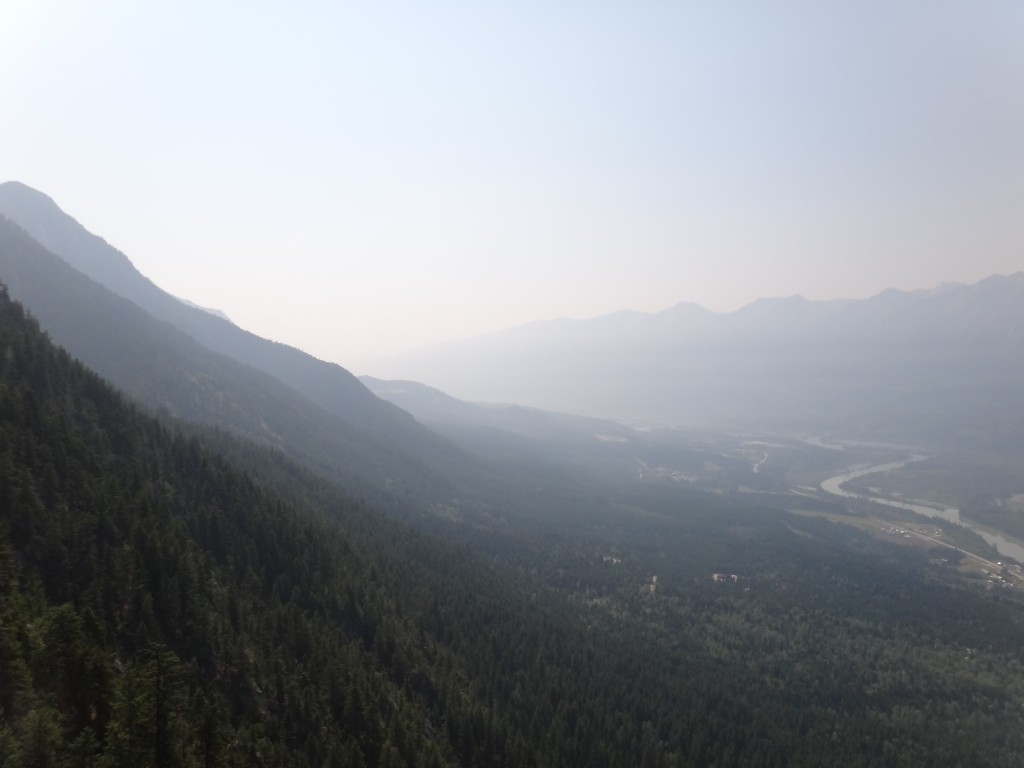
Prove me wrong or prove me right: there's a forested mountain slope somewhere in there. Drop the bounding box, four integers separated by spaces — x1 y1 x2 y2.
0 283 453 765
0 283 726 767
4 262 1024 765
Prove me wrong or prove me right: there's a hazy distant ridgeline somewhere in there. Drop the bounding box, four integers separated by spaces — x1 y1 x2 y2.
4 179 1022 457
0 183 652 521
0 181 497 502
0 214 475 504
0 181 436 448
374 276 1024 451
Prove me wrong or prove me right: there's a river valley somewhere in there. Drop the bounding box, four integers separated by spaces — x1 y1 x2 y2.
819 457 1024 564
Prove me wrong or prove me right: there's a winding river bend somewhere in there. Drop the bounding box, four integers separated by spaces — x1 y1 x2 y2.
820 457 1024 564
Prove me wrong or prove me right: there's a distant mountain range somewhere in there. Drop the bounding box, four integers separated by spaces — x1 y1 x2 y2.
4 178 1022 460
373 274 1024 451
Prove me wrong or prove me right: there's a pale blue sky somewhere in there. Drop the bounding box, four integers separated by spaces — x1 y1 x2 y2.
2 1 1022 370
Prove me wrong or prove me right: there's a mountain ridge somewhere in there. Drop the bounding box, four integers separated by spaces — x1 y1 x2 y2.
0 180 427 448
0 213 476 506
372 272 1024 449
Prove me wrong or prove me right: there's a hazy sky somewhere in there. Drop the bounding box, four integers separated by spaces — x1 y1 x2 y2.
2 1 1023 370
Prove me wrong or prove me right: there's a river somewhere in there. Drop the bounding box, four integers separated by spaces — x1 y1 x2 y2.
819 458 1024 564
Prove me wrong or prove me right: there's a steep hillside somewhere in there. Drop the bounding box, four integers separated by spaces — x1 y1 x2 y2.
0 283 463 765
0 215 467 505
0 181 438 451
